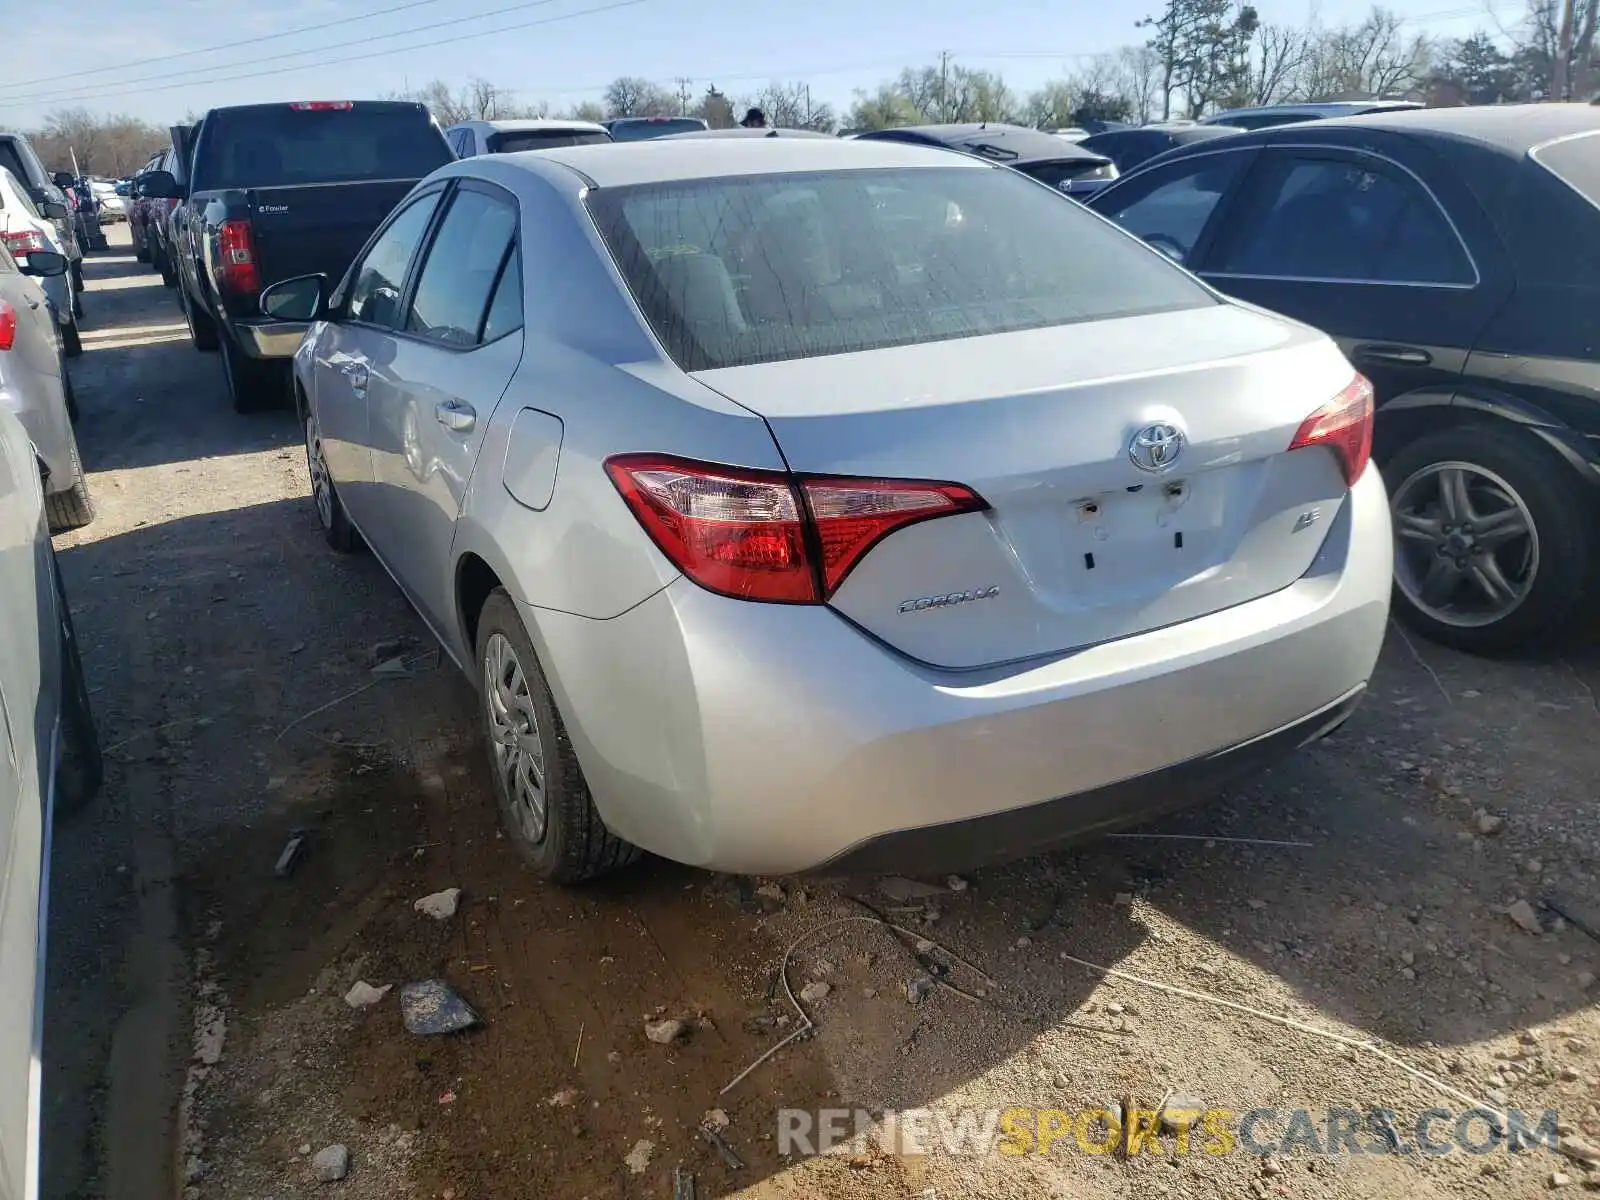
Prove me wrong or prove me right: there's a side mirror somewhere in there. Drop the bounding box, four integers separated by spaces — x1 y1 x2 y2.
137 170 182 200
40 200 69 220
52 171 75 188
260 273 328 322
19 249 68 278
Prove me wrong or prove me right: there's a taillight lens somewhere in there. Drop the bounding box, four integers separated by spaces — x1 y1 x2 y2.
1288 373 1374 487
217 219 261 296
2 229 50 256
605 454 986 603
0 300 16 352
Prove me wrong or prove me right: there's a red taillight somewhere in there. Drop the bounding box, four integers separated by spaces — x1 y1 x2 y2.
1288 373 1375 487
605 454 986 603
0 300 16 352
2 229 50 256
216 219 261 296
290 101 354 111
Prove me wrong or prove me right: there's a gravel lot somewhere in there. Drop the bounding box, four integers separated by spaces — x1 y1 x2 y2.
40 228 1600 1200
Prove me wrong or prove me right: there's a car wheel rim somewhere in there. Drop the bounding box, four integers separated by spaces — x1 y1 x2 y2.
305 416 334 530
1391 460 1539 629
483 633 547 845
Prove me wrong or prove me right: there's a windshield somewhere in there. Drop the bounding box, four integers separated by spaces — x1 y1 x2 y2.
194 106 452 189
487 129 611 153
587 165 1213 371
608 118 708 142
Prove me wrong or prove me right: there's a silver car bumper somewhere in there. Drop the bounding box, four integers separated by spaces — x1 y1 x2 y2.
530 464 1394 875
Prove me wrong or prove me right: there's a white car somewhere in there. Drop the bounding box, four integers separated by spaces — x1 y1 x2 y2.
0 168 80 357
0 404 100 1200
444 118 612 158
88 179 124 222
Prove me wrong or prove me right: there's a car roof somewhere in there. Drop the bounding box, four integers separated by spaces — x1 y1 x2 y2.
519 136 988 187
449 118 609 135
862 123 1108 163
658 127 835 140
1301 101 1600 153
1206 100 1423 122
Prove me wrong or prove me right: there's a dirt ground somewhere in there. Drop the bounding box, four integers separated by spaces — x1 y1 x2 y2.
39 227 1600 1200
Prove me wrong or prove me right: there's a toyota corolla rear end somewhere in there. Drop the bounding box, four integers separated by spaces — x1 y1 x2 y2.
544 150 1391 875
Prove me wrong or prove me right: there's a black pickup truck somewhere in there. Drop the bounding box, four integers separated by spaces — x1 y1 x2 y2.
139 101 452 411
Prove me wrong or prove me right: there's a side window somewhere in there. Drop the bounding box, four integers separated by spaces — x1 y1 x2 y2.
450 129 473 157
1213 154 1474 285
482 249 523 342
1101 152 1250 266
347 192 442 328
404 187 518 347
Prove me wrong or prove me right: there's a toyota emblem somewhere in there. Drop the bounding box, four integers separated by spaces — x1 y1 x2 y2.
1128 423 1186 473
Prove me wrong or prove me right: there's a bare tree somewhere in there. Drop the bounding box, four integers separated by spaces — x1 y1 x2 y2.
1250 24 1314 103
1113 45 1165 122
1301 8 1434 100
1022 80 1079 128
566 100 607 123
30 108 167 177
603 76 676 119
740 81 836 131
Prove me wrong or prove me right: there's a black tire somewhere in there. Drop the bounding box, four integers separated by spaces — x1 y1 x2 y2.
304 410 360 553
220 334 284 413
63 368 79 422
133 233 150 263
157 246 177 288
475 588 640 884
45 440 94 533
70 259 84 293
61 319 82 358
52 560 102 818
1385 423 1597 654
182 285 219 352
71 284 83 321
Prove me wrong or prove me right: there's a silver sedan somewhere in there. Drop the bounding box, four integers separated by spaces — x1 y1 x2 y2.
272 138 1392 881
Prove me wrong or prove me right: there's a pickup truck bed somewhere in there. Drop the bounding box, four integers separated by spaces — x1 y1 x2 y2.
165 101 452 412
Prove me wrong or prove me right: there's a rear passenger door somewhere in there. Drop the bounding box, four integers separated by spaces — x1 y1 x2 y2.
365 181 522 634
1195 145 1511 406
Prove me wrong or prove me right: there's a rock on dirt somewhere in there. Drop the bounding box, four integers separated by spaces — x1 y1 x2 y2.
878 876 947 902
1160 1096 1207 1134
800 981 832 1004
644 1018 686 1045
398 979 482 1035
1506 899 1546 935
623 1140 655 1174
905 978 936 1005
413 888 462 920
311 1144 350 1182
343 981 391 1009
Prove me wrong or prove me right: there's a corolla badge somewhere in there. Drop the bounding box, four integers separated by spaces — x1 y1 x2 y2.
1128 422 1186 473
899 586 1000 614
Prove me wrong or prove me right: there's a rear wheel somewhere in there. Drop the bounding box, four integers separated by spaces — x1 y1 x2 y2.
45 439 94 533
182 285 219 352
63 368 79 422
1387 424 1596 654
157 244 177 288
60 318 82 358
220 334 283 413
305 410 359 552
475 588 640 884
52 561 102 818
70 259 84 293
133 229 150 263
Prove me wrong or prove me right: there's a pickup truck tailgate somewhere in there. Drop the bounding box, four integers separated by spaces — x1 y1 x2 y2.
247 180 420 287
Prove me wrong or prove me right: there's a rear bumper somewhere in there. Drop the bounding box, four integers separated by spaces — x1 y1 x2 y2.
234 318 309 358
527 464 1393 875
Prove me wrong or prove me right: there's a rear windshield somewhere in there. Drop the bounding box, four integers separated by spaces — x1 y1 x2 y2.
488 129 611 153
0 142 31 191
1533 132 1600 209
587 165 1214 371
193 107 452 189
608 118 707 142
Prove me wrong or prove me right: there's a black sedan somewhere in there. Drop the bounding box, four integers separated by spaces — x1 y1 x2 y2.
1088 103 1600 654
1079 122 1246 174
855 123 1117 196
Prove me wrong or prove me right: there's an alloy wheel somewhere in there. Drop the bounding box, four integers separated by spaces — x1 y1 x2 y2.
305 415 334 531
483 633 547 845
1392 460 1539 629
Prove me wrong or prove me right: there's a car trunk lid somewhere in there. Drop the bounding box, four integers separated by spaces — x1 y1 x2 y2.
693 303 1360 669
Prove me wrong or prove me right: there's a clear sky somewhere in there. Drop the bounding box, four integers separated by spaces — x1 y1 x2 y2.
0 0 1512 128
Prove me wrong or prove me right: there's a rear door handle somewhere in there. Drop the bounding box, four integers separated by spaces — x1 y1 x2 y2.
1354 344 1432 367
435 399 476 432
